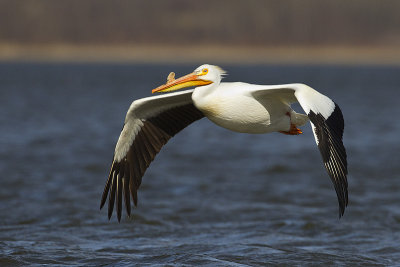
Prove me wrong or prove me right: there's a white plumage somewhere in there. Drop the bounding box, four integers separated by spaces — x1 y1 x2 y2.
101 64 348 222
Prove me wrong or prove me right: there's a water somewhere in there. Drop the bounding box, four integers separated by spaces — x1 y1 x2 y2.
0 62 399 266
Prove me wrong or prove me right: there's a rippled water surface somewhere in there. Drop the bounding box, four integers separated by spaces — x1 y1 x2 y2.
0 62 399 266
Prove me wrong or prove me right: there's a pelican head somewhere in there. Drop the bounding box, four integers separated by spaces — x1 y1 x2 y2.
152 64 225 93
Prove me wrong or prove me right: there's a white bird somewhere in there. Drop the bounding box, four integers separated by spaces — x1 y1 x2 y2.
100 64 348 222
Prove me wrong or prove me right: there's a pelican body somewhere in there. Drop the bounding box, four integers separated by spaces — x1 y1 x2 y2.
101 64 348 222
193 81 309 134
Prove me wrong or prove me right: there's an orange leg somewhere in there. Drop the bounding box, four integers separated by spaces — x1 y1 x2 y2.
279 112 303 135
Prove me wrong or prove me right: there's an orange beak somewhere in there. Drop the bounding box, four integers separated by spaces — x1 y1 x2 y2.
152 72 212 93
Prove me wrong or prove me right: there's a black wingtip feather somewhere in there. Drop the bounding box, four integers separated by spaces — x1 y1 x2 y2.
308 103 348 217
100 172 112 210
123 165 131 216
128 171 138 207
108 171 117 220
100 161 117 210
116 174 123 222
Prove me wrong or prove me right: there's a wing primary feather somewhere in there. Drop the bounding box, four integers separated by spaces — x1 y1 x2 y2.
108 171 117 220
126 148 139 207
100 161 115 209
129 167 138 207
130 181 138 207
116 173 123 222
127 148 141 195
119 161 125 180
123 164 131 216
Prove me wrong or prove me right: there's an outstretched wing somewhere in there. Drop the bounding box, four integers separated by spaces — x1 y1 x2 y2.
250 83 348 217
100 89 204 221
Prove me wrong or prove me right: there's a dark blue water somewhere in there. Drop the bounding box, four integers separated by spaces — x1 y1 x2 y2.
0 62 399 266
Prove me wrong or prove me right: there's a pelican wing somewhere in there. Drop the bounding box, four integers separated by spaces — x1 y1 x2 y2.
250 84 348 217
100 89 204 221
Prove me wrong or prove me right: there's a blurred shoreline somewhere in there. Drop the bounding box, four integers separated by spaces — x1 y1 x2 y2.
1 43 400 65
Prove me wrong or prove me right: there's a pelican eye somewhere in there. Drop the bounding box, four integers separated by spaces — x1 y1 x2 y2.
201 68 208 75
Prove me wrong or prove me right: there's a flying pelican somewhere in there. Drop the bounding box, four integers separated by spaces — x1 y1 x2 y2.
100 64 348 222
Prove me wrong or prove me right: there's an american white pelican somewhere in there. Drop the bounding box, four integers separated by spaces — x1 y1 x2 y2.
100 64 348 222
